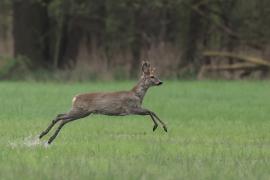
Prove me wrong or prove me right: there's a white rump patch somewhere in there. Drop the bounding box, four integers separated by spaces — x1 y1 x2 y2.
72 96 77 104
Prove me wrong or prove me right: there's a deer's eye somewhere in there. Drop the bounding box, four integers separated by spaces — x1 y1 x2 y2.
150 76 154 78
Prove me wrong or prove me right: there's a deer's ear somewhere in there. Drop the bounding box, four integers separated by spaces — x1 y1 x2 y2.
142 61 150 75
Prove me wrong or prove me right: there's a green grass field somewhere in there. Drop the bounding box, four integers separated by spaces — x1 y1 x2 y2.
0 81 270 180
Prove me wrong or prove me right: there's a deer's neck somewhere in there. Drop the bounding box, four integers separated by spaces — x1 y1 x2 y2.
132 79 149 102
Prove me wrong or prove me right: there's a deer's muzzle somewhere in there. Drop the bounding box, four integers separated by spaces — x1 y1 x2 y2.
157 81 163 85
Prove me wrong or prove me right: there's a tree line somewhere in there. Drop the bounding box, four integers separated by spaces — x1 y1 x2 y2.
0 0 270 79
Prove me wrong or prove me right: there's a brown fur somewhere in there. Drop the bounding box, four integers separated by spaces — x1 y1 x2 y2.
39 61 167 144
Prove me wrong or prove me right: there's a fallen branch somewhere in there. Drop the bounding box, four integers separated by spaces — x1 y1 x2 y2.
202 63 259 71
203 51 270 67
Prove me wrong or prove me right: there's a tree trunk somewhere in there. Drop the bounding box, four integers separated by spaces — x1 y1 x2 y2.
58 18 83 69
13 0 51 69
178 0 204 76
130 9 142 78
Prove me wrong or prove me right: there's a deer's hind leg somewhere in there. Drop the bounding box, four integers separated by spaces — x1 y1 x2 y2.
47 109 91 144
39 113 67 139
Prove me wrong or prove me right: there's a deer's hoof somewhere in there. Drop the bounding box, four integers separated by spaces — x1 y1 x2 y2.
163 126 168 132
48 138 53 144
153 124 158 132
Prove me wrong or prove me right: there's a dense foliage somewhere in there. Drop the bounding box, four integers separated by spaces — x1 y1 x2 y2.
0 0 270 79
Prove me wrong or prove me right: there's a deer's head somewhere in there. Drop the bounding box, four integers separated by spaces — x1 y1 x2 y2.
141 61 163 87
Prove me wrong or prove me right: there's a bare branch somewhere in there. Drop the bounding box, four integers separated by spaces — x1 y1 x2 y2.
203 51 270 67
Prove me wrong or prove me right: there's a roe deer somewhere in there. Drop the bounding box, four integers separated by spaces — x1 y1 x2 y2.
39 61 167 144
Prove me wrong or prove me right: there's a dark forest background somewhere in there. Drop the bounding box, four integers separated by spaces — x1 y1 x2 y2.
0 0 270 80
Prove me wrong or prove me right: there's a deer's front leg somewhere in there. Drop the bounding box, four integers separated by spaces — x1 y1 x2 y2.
130 108 159 132
151 112 167 132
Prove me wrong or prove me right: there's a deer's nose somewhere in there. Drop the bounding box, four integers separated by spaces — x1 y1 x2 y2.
158 81 163 85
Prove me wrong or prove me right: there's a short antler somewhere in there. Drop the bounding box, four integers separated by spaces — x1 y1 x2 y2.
150 67 156 75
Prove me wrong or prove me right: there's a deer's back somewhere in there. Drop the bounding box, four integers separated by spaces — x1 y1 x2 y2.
72 91 141 115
